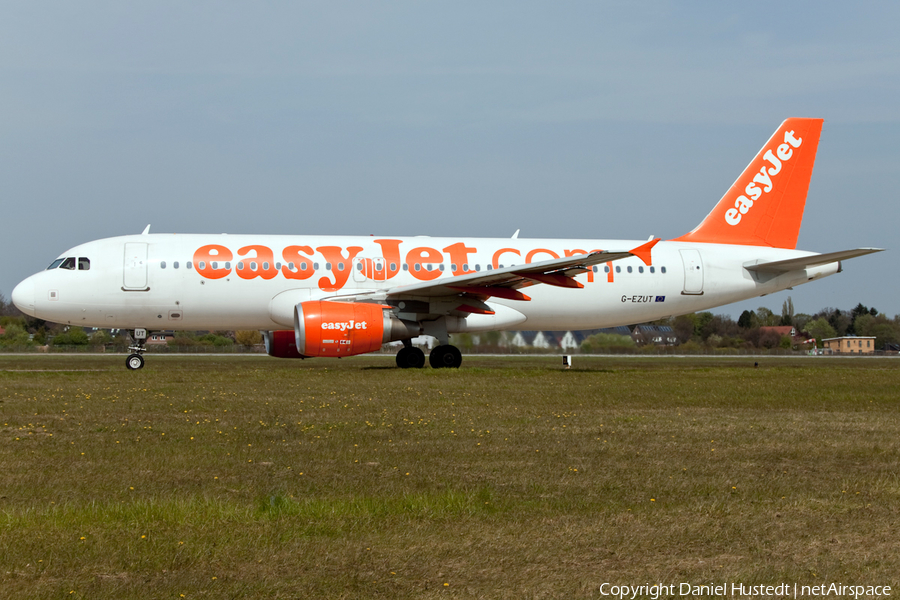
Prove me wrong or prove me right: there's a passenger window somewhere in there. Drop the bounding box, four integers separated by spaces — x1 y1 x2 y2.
187 261 193 269
225 262 231 270
475 264 481 271
160 261 167 269
263 262 270 270
60 257 77 270
661 266 667 274
326 263 332 271
439 264 445 272
451 264 458 271
47 258 65 270
627 266 632 273
402 264 409 271
615 266 621 273
78 257 91 270
414 264 421 271
650 266 655 273
174 261 179 269
356 262 363 271
390 263 397 271
638 266 644 273
463 263 469 271
314 262 320 270
604 266 610 273
337 262 344 271
592 266 598 273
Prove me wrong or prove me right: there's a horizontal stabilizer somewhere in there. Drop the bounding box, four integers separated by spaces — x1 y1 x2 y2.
744 248 884 274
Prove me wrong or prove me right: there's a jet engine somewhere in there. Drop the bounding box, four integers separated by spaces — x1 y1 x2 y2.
263 330 305 359
265 301 421 358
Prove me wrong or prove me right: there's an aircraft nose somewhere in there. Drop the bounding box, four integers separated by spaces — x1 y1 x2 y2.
11 278 35 316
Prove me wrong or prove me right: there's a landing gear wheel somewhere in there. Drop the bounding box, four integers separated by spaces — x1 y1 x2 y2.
396 346 426 369
429 345 462 369
126 353 145 370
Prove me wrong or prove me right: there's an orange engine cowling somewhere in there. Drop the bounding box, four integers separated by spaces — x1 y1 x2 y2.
293 301 420 358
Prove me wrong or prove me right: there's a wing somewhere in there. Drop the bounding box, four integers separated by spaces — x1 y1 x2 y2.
330 238 659 316
744 248 884 274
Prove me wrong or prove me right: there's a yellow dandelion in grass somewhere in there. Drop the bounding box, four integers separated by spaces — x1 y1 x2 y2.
444 583 450 587
651 498 656 502
80 536 85 540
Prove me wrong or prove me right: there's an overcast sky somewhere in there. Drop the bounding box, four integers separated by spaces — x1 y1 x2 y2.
2 2 897 319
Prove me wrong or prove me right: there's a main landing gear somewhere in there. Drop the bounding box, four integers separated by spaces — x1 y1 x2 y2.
396 344 425 369
395 341 462 369
126 328 148 370
429 345 462 369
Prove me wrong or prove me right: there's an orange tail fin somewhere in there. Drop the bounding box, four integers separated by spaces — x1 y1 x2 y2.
673 118 823 249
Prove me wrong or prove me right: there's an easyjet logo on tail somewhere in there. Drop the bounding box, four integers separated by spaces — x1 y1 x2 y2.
725 129 803 226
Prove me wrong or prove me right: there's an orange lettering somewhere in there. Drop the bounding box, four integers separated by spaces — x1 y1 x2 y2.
525 248 559 263
443 242 476 275
193 245 233 280
236 245 279 280
492 247 521 269
317 246 363 291
406 247 443 281
281 245 316 280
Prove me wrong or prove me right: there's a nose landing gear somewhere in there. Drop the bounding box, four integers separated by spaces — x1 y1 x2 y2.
126 328 148 370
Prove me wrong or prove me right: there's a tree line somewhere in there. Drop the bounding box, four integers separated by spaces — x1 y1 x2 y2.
1 292 898 353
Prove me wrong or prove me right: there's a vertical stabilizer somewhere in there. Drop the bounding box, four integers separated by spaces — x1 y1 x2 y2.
673 118 823 249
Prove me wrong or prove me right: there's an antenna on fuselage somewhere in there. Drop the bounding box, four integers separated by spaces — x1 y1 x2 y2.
141 225 151 235
511 229 520 239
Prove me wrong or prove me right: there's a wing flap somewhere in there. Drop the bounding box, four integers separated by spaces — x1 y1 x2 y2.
382 239 659 299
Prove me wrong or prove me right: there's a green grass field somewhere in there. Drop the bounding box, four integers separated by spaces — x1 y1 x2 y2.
1 355 898 599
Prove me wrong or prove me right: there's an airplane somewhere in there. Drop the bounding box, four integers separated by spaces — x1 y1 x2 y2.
11 118 883 370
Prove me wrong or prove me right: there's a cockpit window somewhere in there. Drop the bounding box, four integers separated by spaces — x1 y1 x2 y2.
47 258 65 270
59 257 77 270
78 257 91 270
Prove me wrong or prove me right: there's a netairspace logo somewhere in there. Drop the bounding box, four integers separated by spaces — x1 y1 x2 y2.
598 582 891 599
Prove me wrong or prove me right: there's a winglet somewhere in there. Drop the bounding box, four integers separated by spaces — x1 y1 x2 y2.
629 238 660 266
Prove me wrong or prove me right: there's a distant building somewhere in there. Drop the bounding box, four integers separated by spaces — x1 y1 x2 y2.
510 331 539 348
822 336 876 355
760 326 809 346
146 332 175 345
632 325 678 346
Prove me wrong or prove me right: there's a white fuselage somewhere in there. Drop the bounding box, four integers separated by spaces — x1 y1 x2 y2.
13 233 838 333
